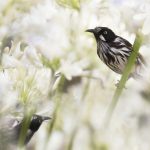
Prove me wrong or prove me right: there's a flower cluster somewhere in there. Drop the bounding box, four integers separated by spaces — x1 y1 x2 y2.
0 0 150 150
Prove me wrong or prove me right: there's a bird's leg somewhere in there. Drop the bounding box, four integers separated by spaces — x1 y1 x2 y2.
115 80 120 87
115 79 127 89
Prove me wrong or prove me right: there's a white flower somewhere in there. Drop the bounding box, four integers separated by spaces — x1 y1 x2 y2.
58 60 83 80
0 72 18 108
2 54 23 68
22 46 43 67
142 14 150 35
117 0 150 34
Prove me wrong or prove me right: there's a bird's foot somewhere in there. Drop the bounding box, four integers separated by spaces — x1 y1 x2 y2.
115 80 127 89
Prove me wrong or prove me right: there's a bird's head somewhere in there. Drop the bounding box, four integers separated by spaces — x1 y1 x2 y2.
29 114 51 132
86 27 116 42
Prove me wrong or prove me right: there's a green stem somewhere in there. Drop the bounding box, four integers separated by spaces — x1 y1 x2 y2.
104 32 143 126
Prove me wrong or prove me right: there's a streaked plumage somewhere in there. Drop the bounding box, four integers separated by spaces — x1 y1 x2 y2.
86 27 146 79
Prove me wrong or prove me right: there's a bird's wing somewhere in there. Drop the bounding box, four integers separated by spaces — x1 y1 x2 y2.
114 37 147 66
138 53 147 66
119 36 132 49
109 36 132 50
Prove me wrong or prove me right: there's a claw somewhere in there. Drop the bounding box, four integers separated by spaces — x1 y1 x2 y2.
115 80 127 89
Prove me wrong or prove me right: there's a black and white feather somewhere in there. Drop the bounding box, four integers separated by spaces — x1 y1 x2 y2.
86 27 146 79
0 114 50 149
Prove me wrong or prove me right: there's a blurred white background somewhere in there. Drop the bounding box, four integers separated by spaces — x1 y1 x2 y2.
0 0 150 150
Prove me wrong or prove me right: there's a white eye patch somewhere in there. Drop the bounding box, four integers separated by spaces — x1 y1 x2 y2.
99 35 106 41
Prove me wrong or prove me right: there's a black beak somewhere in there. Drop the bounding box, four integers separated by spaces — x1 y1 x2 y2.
85 29 95 33
41 116 51 121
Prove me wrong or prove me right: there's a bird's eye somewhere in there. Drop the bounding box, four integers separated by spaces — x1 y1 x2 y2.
103 31 107 35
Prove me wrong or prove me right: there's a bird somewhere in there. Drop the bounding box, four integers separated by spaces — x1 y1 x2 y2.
86 27 146 80
0 114 51 149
